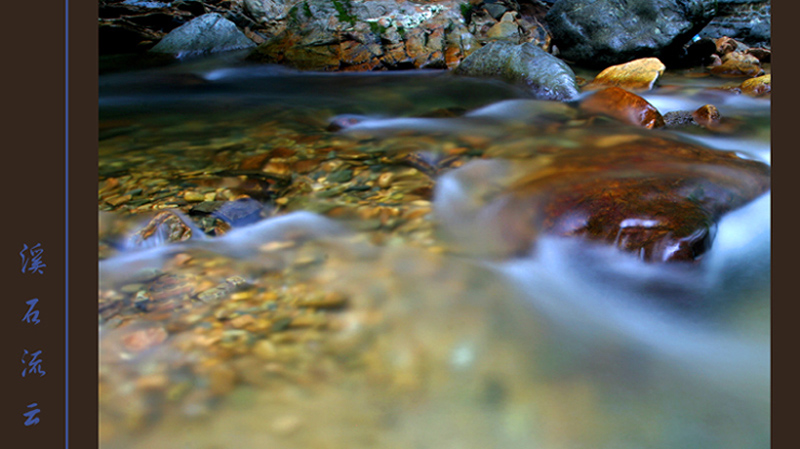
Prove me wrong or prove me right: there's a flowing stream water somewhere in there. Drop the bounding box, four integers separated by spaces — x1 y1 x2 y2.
99 54 770 449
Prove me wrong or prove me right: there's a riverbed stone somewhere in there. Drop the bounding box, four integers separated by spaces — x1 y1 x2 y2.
664 104 722 129
128 211 195 248
545 0 718 67
740 74 771 97
692 104 721 127
150 13 256 56
709 51 764 78
579 87 665 129
663 110 696 128
454 41 579 101
585 58 666 92
494 136 771 262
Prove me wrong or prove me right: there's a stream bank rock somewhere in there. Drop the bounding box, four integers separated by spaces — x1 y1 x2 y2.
545 0 718 67
697 0 771 47
247 0 479 70
100 0 266 55
463 1 552 49
453 41 579 101
150 13 256 56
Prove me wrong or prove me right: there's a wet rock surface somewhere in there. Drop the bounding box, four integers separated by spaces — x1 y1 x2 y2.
545 0 718 67
454 41 578 101
740 74 771 96
709 49 765 77
584 58 666 92
484 136 771 262
664 104 722 129
579 87 665 129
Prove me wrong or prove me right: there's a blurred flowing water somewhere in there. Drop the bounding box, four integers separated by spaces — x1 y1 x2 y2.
99 56 769 449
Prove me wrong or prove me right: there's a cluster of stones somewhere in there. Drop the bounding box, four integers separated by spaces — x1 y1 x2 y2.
101 1 770 80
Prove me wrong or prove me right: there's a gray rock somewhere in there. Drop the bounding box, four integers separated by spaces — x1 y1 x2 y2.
150 13 255 56
698 1 770 47
454 41 579 101
244 0 291 23
545 0 718 67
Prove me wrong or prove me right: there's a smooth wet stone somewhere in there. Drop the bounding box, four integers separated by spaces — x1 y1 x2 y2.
211 198 265 227
585 58 666 92
580 87 665 129
454 41 579 101
483 136 771 262
709 51 764 78
740 74 771 97
692 104 721 127
663 104 722 129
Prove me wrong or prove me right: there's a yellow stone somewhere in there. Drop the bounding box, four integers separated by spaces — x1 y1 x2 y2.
105 194 132 206
183 191 205 202
740 74 771 96
253 339 278 360
585 57 666 91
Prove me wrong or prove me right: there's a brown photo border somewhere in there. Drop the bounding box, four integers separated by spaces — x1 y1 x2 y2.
2 0 786 448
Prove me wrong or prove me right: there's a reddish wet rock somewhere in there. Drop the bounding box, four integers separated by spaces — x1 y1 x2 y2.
692 104 721 127
495 136 771 262
580 87 665 129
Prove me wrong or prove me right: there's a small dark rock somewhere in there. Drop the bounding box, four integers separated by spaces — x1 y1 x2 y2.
189 201 227 215
327 170 354 183
663 111 697 128
211 198 266 227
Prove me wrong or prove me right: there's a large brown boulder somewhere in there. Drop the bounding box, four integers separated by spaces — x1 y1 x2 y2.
439 135 770 263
